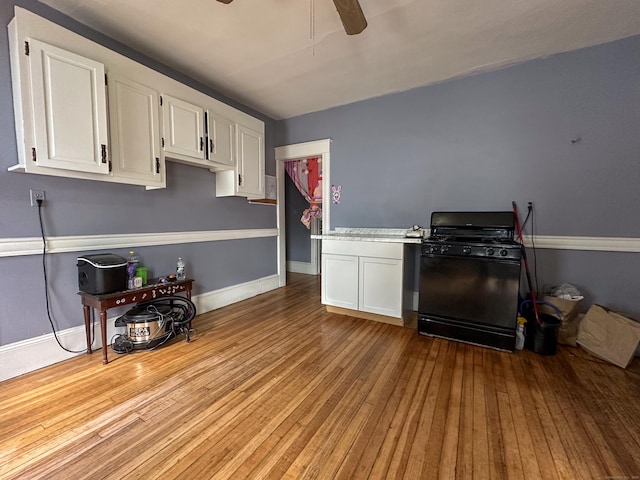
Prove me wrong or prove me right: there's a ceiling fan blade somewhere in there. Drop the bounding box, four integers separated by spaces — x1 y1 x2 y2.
332 0 367 35
216 0 234 4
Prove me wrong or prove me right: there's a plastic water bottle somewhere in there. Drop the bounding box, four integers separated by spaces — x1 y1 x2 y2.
127 250 139 289
515 316 526 350
176 257 186 280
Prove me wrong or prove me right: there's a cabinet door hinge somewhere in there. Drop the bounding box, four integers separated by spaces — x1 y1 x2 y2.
210 138 214 153
24 41 30 56
101 144 107 164
155 157 160 174
31 147 36 162
108 160 112 172
238 174 242 186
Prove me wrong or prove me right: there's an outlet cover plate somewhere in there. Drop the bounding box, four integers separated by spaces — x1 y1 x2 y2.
30 189 45 207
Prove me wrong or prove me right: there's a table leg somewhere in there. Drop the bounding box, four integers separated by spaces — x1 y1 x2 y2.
100 310 108 364
83 305 92 354
186 287 193 331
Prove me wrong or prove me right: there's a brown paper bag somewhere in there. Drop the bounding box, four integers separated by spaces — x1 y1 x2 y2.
577 304 640 368
542 296 581 346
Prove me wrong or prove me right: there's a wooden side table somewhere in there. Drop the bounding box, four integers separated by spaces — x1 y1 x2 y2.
79 278 193 364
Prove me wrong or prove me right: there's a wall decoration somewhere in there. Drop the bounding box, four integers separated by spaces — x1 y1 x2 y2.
332 185 341 204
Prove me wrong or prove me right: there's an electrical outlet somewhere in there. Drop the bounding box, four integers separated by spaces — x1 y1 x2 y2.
30 189 45 207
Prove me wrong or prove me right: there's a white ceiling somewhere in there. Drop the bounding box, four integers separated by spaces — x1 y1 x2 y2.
40 0 640 120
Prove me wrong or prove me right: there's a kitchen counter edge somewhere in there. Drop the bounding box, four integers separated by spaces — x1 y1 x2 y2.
311 233 422 244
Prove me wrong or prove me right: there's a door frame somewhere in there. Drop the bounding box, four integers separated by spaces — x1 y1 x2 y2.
275 139 331 287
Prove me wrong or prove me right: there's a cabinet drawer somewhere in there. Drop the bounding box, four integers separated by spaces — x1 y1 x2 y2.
322 239 403 260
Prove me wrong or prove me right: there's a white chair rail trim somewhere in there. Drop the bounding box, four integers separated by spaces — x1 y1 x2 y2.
0 228 279 258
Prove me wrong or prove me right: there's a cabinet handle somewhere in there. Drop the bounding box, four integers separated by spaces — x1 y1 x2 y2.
200 137 204 151
155 157 160 174
101 144 107 164
210 138 214 153
238 174 242 186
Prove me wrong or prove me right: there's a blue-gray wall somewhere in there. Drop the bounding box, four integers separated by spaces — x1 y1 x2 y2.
0 1 277 346
277 35 640 318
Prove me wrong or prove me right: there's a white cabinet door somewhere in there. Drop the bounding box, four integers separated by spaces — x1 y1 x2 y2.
107 74 164 187
237 124 265 198
206 110 234 167
359 256 403 318
322 254 359 310
162 94 205 160
28 38 109 174
216 123 265 198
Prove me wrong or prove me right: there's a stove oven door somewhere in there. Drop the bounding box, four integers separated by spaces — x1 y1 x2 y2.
418 253 521 349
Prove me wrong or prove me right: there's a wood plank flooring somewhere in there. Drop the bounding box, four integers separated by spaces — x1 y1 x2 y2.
1 273 639 479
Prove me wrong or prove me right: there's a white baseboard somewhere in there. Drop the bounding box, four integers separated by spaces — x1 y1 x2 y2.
0 274 281 382
286 261 318 275
193 274 280 312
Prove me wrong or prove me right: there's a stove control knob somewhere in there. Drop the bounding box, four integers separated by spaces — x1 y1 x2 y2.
499 249 508 257
430 245 438 254
486 248 495 256
440 245 448 254
462 247 471 255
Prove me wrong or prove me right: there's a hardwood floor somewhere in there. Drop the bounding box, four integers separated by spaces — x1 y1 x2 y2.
1 273 639 479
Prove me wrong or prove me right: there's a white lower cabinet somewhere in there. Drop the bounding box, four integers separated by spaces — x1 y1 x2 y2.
322 254 359 309
359 256 403 317
321 239 408 321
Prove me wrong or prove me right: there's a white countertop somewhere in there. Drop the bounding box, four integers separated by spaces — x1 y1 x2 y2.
311 227 425 244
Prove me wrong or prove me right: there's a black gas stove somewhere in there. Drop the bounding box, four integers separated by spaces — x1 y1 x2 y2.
418 211 523 351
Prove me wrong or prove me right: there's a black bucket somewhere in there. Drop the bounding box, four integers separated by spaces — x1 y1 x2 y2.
525 313 561 355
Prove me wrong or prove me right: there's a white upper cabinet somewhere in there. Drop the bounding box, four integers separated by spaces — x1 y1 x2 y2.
205 110 234 167
237 125 265 197
107 73 165 187
28 38 109 175
215 124 265 199
162 94 205 161
8 7 265 193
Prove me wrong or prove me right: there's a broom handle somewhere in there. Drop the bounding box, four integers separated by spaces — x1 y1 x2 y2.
512 202 541 324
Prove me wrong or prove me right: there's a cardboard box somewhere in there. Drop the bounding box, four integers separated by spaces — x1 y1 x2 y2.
542 295 581 346
577 304 640 368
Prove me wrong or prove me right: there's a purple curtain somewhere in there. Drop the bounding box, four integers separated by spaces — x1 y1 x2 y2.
285 157 322 229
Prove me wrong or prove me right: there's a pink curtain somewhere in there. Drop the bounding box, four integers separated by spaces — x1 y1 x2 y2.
285 157 322 229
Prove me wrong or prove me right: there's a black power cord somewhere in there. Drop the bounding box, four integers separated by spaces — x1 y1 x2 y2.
37 198 90 354
529 203 540 294
520 202 540 294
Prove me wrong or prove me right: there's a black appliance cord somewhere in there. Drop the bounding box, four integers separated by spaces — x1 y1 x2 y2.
530 204 540 294
520 204 540 293
37 200 90 354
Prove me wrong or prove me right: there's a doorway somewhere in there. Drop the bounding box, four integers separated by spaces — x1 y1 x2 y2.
275 139 331 287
